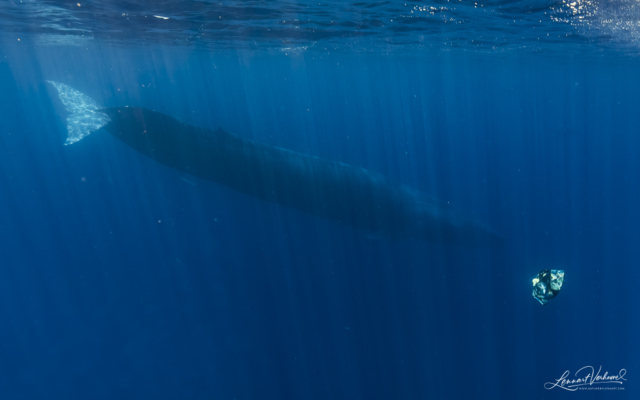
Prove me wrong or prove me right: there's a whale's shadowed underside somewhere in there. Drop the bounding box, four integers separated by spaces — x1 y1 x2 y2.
49 81 502 245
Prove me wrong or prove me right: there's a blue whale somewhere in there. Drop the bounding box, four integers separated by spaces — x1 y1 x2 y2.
49 81 501 245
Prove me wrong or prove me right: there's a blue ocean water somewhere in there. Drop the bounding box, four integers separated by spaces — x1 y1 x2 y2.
0 1 638 399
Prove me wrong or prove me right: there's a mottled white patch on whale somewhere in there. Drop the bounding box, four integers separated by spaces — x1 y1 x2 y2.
47 81 109 145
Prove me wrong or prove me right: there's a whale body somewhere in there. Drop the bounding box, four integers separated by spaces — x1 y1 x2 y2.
48 81 501 245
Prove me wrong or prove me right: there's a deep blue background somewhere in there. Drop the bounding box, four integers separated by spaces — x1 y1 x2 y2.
0 44 637 399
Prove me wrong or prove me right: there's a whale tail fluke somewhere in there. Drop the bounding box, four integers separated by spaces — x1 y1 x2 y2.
47 81 109 145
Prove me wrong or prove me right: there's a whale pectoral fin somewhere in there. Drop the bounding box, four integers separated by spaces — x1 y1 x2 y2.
47 81 110 145
64 108 110 145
